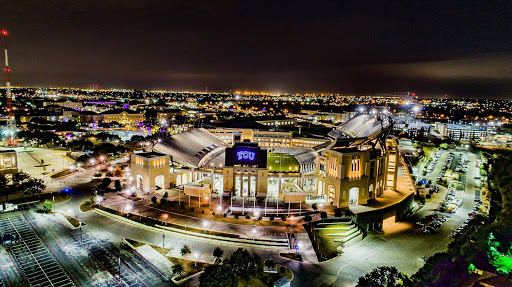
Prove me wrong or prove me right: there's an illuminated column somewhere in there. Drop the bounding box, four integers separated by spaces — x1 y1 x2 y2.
247 175 251 197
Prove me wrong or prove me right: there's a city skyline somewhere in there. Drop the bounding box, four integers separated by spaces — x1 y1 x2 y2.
1 1 511 98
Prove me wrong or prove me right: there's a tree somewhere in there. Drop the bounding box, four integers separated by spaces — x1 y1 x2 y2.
24 178 46 197
0 177 16 202
180 245 191 258
280 214 287 222
160 198 167 205
13 172 30 186
344 209 354 217
114 180 121 191
226 248 263 279
199 265 238 287
357 266 412 287
151 196 157 204
312 203 318 211
41 200 52 213
334 208 343 218
264 258 276 269
100 177 112 190
320 211 328 221
163 191 168 199
213 247 224 261
113 168 123 177
304 215 313 224
172 262 184 276
130 135 146 143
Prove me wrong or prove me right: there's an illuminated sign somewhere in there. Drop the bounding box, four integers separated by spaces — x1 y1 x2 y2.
236 150 255 161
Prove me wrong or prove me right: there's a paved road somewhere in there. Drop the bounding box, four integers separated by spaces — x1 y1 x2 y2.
48 149 479 287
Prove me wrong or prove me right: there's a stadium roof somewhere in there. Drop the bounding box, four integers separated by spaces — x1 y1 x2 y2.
328 114 391 140
153 128 226 168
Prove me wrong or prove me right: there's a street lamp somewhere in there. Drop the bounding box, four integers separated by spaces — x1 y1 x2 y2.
124 204 132 217
194 253 199 267
202 221 208 233
162 213 168 225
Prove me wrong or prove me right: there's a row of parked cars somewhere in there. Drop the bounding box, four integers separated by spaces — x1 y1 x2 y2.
454 154 469 173
0 233 20 245
442 152 455 170
436 171 446 184
450 212 477 239
468 200 482 217
417 213 447 234
426 150 443 175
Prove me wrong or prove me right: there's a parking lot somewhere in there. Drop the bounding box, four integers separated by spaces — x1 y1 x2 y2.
0 215 77 287
0 212 169 287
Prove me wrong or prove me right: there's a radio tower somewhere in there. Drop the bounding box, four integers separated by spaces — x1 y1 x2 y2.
2 30 16 146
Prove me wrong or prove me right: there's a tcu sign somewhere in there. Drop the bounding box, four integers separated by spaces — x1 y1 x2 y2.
236 150 256 161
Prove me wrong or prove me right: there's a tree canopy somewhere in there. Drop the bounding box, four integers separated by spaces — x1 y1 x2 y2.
357 266 412 287
225 248 263 279
199 265 238 287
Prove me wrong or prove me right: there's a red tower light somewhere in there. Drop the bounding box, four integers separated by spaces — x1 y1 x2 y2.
1 30 7 36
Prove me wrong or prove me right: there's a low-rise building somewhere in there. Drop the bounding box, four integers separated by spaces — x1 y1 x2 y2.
0 149 18 184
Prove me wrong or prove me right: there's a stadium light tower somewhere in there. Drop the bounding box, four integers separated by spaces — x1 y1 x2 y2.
2 29 16 146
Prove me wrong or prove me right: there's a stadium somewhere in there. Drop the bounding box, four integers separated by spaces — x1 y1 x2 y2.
132 114 415 229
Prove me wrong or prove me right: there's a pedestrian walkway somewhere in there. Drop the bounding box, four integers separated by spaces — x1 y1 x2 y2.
100 192 300 239
294 232 319 263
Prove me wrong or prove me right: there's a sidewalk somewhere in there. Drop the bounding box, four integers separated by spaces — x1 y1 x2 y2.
100 192 303 239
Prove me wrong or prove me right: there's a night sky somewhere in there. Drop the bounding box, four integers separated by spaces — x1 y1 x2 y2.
1 1 511 98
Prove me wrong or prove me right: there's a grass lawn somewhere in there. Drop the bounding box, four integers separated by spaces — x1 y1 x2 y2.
314 224 351 229
304 223 342 261
3 191 71 205
422 146 435 157
80 196 98 212
62 214 83 228
267 153 300 173
238 264 293 286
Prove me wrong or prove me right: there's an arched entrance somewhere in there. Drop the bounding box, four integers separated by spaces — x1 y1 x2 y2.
318 180 323 195
176 175 182 186
155 175 165 190
182 173 188 184
136 174 144 190
349 186 359 205
369 184 374 198
328 184 335 203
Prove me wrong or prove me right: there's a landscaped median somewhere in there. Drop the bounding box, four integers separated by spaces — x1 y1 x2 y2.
123 238 207 285
94 207 289 249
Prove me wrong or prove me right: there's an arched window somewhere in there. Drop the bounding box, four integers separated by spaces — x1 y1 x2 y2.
155 175 165 190
328 184 335 203
136 174 144 190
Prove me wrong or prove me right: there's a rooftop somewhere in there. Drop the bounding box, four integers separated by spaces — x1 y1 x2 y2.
133 152 168 159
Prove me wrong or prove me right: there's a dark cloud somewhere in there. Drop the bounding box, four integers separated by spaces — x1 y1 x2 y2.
0 0 511 97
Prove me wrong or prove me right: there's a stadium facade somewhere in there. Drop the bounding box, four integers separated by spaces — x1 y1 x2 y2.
131 115 410 213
